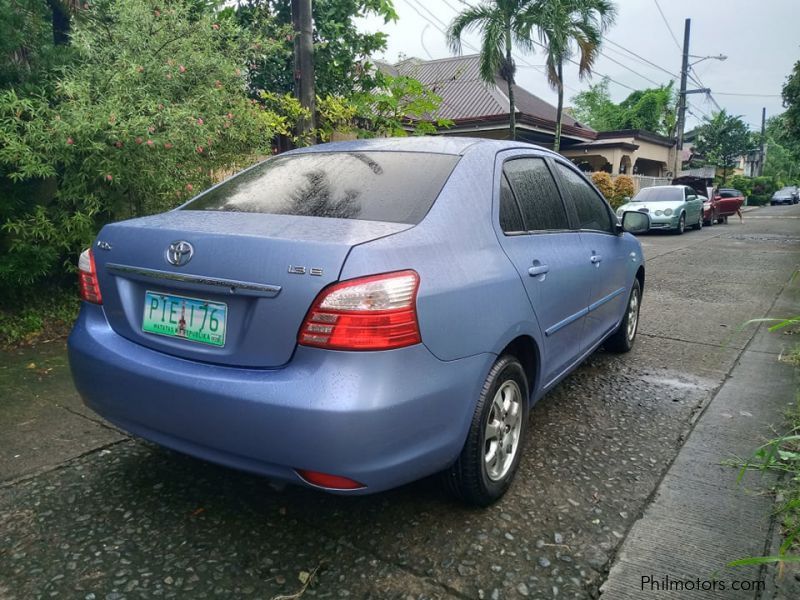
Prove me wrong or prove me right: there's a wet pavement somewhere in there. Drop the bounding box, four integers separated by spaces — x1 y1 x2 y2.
1 204 799 599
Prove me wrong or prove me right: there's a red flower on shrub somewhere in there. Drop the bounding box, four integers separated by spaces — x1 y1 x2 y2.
135 137 143 145
66 137 74 145
196 146 204 154
179 65 186 73
212 23 220 30
105 174 113 182
114 141 123 148
163 142 173 150
186 183 193 191
197 118 204 126
146 139 154 147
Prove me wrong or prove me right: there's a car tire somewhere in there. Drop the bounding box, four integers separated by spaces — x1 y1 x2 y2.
605 279 641 354
718 215 728 224
693 214 703 230
674 213 685 234
444 354 529 507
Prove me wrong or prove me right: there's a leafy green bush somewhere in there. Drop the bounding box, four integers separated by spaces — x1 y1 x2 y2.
0 0 280 303
728 174 754 197
748 175 781 205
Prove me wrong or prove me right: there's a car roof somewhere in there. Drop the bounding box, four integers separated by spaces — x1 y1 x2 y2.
284 136 561 158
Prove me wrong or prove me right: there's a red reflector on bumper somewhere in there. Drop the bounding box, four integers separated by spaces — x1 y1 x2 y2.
296 469 366 490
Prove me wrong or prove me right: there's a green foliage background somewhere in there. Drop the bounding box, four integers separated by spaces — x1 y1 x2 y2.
0 0 448 333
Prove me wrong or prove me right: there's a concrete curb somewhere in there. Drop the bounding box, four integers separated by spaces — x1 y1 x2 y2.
599 279 797 599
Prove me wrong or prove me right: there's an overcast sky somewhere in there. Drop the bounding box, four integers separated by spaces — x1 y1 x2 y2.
358 0 797 131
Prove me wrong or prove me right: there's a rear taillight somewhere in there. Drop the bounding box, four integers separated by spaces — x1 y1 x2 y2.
78 248 102 304
298 270 421 351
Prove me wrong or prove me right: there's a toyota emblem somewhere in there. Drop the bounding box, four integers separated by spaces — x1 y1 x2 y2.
166 240 194 267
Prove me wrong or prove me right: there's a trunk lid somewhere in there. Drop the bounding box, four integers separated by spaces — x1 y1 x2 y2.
93 210 411 367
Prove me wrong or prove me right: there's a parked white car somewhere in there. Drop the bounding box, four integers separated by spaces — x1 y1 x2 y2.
616 185 704 234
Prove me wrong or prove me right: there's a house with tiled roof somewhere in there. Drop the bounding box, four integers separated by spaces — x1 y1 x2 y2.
378 54 596 148
378 55 678 180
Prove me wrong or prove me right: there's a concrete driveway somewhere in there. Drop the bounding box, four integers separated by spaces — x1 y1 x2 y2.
1 204 799 600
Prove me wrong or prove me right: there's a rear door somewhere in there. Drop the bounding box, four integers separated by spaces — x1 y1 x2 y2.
552 160 630 348
493 153 591 386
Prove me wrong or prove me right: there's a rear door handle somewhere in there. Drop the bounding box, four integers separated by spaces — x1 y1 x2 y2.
590 254 602 264
528 263 550 277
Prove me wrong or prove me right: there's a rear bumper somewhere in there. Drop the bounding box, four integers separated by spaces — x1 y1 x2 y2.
68 304 492 493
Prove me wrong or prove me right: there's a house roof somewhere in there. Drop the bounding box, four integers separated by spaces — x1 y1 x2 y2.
595 129 675 147
381 55 595 140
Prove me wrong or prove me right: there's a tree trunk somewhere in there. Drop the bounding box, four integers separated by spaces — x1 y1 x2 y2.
505 30 516 141
553 60 564 152
48 0 70 46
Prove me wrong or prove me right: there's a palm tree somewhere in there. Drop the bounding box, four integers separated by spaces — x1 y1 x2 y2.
447 1 536 141
523 0 616 151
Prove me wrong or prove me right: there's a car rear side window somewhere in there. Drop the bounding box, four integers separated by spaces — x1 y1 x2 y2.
499 174 526 233
554 163 614 233
183 151 460 224
502 158 569 231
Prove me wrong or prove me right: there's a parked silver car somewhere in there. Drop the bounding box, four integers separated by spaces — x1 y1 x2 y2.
616 185 704 234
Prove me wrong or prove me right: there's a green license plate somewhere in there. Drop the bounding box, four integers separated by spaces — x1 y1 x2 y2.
142 291 227 347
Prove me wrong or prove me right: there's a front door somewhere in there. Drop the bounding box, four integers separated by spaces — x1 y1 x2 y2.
494 154 592 386
552 161 630 347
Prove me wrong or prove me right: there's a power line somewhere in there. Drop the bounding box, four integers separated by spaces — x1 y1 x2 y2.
652 0 682 52
688 67 723 112
605 39 680 80
714 91 782 98
600 52 663 87
602 44 673 80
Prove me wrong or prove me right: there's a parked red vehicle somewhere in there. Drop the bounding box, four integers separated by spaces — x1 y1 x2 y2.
672 176 745 225
713 188 746 224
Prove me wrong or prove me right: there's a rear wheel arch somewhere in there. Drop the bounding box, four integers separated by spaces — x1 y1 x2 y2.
498 335 539 403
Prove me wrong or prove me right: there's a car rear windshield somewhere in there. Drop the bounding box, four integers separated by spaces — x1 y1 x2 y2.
719 189 741 198
182 151 460 224
632 187 682 202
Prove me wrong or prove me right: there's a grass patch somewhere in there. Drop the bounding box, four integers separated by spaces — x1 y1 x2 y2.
728 314 800 569
0 289 79 348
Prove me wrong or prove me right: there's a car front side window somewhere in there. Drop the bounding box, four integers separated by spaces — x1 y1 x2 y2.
553 162 614 233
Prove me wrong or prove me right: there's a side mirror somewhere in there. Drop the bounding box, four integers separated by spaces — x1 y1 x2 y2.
620 210 650 234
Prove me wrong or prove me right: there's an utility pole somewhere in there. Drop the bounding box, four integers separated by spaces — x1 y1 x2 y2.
673 18 721 176
674 18 691 176
292 0 316 144
758 106 766 176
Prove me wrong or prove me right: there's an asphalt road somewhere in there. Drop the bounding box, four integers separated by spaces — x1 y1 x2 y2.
1 203 799 600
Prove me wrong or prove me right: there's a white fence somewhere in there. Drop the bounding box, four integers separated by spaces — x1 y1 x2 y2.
630 175 672 191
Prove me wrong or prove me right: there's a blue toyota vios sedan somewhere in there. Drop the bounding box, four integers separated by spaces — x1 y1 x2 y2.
69 137 649 506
